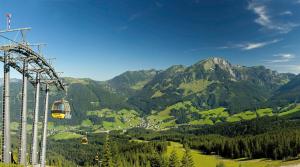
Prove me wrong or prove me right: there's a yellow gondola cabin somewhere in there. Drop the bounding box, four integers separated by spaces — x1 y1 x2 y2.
51 99 71 119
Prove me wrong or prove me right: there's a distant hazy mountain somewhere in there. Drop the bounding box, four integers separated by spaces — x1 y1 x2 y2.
268 74 300 106
107 69 159 97
0 78 22 86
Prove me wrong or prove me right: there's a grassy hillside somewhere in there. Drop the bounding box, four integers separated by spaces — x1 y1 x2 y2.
165 142 300 167
1 58 298 127
45 112 300 166
269 74 300 106
45 102 300 133
51 132 83 140
130 58 294 114
86 108 142 130
142 102 300 130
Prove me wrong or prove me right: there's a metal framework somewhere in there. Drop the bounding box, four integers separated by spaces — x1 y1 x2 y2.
0 27 65 166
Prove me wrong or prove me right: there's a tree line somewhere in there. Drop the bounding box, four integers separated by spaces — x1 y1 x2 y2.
100 135 195 167
125 117 300 161
188 129 300 160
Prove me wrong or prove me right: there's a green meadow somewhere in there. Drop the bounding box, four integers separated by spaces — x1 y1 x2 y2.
165 142 300 167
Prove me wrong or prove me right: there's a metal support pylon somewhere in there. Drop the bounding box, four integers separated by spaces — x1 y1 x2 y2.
40 84 49 167
30 72 40 165
18 60 28 165
0 26 65 165
2 51 11 163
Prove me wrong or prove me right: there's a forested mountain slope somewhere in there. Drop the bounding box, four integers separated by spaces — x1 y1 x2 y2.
1 57 297 125
129 57 294 114
268 74 300 106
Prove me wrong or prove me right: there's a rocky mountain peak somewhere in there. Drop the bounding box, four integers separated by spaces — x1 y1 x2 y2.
198 57 236 79
205 57 232 68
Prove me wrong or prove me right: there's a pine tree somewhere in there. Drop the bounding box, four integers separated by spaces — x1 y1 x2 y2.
102 135 114 167
135 161 141 167
181 146 194 167
216 162 225 167
162 156 169 167
150 152 162 167
110 142 119 167
115 155 123 167
169 150 180 167
146 160 151 167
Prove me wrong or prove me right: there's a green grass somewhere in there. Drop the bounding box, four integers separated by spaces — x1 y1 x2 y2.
145 101 199 129
83 103 300 131
190 107 228 125
0 164 24 167
158 101 197 117
48 121 55 129
199 107 229 118
147 102 192 123
130 139 150 143
146 104 300 130
226 109 274 123
51 132 82 140
257 108 273 117
236 111 257 120
81 119 93 127
146 115 174 129
226 115 242 122
179 79 212 96
160 119 177 128
10 122 19 131
10 122 19 135
87 108 142 130
190 107 274 125
151 90 164 98
164 142 300 167
131 80 151 90
279 105 300 117
190 118 214 125
227 111 257 122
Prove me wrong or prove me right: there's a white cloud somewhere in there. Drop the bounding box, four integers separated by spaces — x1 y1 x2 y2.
266 53 296 63
243 39 280 50
242 40 278 50
267 64 300 74
248 1 299 33
219 39 280 51
248 3 270 27
276 53 295 59
280 11 293 16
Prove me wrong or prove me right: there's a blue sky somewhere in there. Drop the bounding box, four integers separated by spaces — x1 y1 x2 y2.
1 0 300 80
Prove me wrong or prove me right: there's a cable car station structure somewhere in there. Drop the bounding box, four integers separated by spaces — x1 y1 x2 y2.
0 25 65 166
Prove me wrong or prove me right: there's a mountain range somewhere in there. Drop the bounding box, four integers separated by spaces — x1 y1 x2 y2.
1 57 300 125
